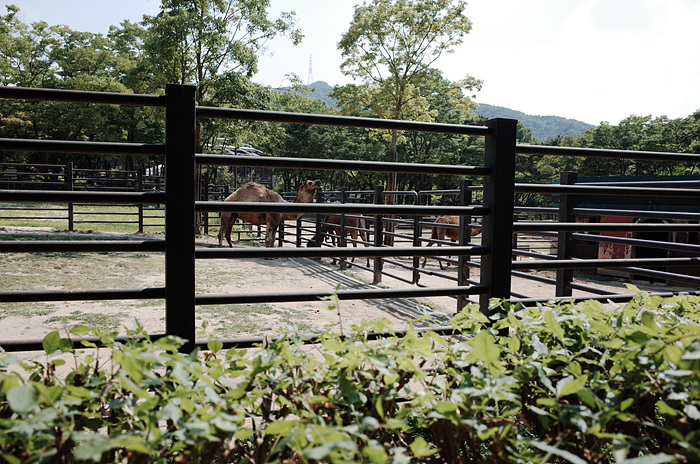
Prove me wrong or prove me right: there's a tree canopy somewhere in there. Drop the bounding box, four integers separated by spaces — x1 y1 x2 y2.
1 1 699 199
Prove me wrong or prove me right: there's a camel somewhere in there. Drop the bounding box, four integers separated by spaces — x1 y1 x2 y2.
217 180 322 248
421 215 481 269
308 214 371 267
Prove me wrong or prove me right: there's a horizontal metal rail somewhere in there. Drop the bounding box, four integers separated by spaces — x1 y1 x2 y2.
196 201 488 216
196 106 493 136
513 222 700 232
0 287 166 303
0 240 166 253
195 285 487 306
569 232 700 253
517 144 700 163
0 138 165 156
613 267 700 286
512 256 700 270
515 183 700 197
195 245 487 260
0 189 166 204
572 207 700 221
196 154 490 177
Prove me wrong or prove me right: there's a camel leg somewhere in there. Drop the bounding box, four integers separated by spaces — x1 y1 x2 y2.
421 241 434 268
218 213 236 248
347 231 358 268
217 213 226 247
264 220 279 247
437 243 447 270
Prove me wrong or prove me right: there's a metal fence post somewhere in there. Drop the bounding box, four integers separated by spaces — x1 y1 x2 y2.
556 171 578 296
137 169 144 233
479 118 517 318
457 179 473 311
165 84 197 353
372 185 384 285
411 193 422 285
65 162 74 231
339 187 348 271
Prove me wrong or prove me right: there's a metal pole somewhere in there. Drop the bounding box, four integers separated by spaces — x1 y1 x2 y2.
165 84 197 353
137 168 144 233
66 162 74 231
411 192 421 285
479 118 517 317
339 187 348 270
556 171 577 296
372 185 384 285
457 179 472 311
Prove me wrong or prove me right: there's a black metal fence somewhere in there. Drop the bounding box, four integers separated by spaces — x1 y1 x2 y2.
1 84 699 353
0 161 164 232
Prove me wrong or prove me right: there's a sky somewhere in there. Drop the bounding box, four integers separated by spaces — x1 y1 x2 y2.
8 0 700 126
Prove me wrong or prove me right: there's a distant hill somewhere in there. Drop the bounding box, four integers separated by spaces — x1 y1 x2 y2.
473 103 594 141
307 81 337 107
298 82 594 141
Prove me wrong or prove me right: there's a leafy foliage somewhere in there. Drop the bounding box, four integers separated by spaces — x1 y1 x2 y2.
1 291 699 463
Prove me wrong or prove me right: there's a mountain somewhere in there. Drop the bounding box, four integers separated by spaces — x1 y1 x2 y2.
473 103 594 141
300 82 594 141
307 81 337 107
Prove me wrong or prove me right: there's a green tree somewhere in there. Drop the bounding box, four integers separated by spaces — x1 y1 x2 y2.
142 0 301 108
334 0 481 193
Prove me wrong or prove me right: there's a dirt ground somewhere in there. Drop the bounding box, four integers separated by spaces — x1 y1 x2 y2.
1 226 693 348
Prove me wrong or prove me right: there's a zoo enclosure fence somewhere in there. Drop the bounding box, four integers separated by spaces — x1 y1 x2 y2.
0 161 164 232
1 84 700 353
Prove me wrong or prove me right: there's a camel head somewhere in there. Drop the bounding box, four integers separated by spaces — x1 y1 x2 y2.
300 179 322 193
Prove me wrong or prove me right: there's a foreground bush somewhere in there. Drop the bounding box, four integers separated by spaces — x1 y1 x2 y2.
1 289 699 463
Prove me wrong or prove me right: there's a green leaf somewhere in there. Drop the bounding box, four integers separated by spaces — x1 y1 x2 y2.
69 324 91 336
207 339 224 354
73 434 115 462
362 443 389 462
656 400 679 416
410 436 437 457
466 330 502 373
266 420 300 435
434 401 457 414
544 310 565 340
529 440 587 464
42 330 61 354
7 383 39 414
154 336 185 352
618 453 677 464
557 375 587 398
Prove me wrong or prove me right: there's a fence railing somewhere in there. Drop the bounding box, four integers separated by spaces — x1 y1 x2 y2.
0 161 165 232
1 84 699 353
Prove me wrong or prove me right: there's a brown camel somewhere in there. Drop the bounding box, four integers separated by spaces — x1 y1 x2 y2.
421 215 481 269
308 214 371 267
217 180 322 248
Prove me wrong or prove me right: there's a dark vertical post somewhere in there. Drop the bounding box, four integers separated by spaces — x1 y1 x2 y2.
411 192 421 285
339 187 348 270
65 162 74 231
512 214 519 261
314 187 324 248
202 171 209 235
479 118 517 317
137 169 144 233
556 171 578 296
165 84 197 353
372 185 384 285
457 179 472 312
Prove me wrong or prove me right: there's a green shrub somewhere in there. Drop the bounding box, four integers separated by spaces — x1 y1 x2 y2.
1 289 699 463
